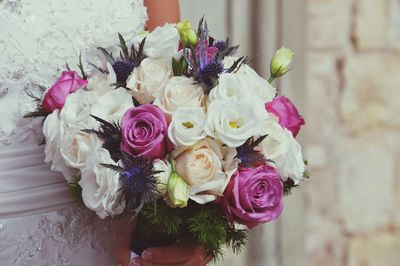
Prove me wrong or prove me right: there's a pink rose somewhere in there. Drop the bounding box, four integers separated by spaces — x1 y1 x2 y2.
121 104 171 159
41 71 88 112
265 96 305 137
221 165 284 229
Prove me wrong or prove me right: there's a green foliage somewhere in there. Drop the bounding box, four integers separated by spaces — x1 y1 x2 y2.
140 201 184 237
283 177 298 196
68 174 83 203
136 200 248 262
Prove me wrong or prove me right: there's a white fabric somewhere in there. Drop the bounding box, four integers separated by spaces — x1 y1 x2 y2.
0 0 147 264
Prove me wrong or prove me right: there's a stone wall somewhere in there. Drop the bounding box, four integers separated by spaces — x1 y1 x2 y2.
305 0 400 265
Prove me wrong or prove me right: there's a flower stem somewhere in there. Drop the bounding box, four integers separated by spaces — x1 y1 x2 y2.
268 76 275 84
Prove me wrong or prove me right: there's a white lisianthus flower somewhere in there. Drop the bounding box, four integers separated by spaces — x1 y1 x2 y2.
80 148 126 219
153 159 172 196
142 23 180 59
168 106 207 147
90 88 134 122
205 98 267 147
60 89 99 129
42 110 75 180
223 56 276 102
126 58 172 104
208 73 253 103
260 120 305 183
173 138 238 204
154 76 205 116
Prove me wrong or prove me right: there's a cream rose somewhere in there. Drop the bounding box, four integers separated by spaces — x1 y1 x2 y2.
153 159 172 196
90 88 134 122
154 76 205 116
205 98 267 147
223 56 276 103
168 106 207 147
260 120 305 183
86 73 115 96
43 110 75 180
80 148 126 219
59 124 102 172
173 139 238 204
60 89 99 129
126 58 172 104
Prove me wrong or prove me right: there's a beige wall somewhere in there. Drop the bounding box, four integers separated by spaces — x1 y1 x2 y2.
181 0 400 265
304 0 400 265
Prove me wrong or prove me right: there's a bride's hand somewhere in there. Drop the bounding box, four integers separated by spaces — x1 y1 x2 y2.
129 244 210 266
115 217 137 266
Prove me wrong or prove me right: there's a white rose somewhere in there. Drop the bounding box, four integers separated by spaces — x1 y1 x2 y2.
80 148 126 219
60 89 99 129
154 76 205 116
59 125 102 172
173 139 238 204
223 56 276 102
126 58 172 104
143 23 180 59
87 70 115 95
153 159 172 196
205 98 267 147
260 120 305 183
168 106 207 147
90 88 134 122
208 73 253 103
43 110 75 180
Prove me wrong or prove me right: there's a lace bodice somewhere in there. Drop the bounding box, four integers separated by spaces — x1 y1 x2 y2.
0 0 147 147
0 0 147 265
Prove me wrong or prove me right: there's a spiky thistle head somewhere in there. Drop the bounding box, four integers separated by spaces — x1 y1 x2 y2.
96 34 147 87
197 61 224 93
235 135 271 167
102 152 161 213
82 115 122 161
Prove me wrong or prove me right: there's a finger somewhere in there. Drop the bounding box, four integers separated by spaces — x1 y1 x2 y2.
129 257 173 266
115 217 137 266
141 244 201 264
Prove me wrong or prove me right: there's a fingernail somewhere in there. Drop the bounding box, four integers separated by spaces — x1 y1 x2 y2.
142 250 153 260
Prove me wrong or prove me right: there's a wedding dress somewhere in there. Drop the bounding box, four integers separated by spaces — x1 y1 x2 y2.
0 1 147 265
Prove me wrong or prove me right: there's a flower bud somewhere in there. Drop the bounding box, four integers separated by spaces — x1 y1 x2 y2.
167 168 189 208
176 20 198 47
270 47 294 79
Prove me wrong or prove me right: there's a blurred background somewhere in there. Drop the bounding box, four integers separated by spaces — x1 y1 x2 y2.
180 0 400 266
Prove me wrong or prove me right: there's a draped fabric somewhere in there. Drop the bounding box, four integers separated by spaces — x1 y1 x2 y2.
0 1 147 264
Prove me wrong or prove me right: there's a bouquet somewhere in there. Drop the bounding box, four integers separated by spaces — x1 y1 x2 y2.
26 18 309 261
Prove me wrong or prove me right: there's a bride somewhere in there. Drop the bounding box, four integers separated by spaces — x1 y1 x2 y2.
0 0 207 265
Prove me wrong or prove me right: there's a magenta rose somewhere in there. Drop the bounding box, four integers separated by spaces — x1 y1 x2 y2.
41 71 87 113
221 165 284 229
121 104 171 159
265 96 305 137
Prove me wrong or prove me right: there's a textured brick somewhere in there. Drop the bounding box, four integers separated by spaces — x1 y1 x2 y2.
337 135 397 233
341 53 400 132
307 0 351 49
347 233 400 266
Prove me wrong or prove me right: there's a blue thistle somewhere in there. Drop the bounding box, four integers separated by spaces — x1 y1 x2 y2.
102 152 161 214
236 135 272 167
197 61 224 93
112 61 135 84
213 40 226 53
95 34 147 88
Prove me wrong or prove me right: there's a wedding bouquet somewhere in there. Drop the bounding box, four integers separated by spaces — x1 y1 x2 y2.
26 18 309 260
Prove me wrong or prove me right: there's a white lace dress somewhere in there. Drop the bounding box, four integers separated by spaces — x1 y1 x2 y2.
0 1 147 265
